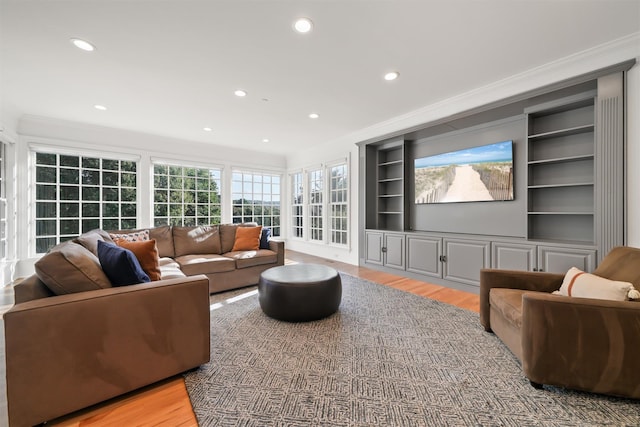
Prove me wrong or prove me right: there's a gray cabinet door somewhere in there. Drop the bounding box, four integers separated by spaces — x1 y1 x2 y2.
537 246 596 273
406 236 442 278
443 238 490 286
365 231 384 265
384 233 405 270
492 242 536 271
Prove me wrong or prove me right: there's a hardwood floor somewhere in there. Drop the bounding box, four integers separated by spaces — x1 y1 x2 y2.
47 250 480 426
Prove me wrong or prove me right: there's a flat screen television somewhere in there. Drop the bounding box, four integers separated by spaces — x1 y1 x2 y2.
414 140 514 204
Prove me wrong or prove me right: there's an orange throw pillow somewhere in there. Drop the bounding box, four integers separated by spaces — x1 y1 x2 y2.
231 226 262 251
115 239 161 281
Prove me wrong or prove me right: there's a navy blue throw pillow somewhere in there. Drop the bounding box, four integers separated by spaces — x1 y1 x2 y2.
97 240 151 286
259 227 271 249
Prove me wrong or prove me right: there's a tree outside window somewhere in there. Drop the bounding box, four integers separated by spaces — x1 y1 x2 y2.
153 163 221 227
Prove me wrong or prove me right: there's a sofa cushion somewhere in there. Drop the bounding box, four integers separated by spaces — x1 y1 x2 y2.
175 254 236 275
159 257 187 280
232 226 262 251
224 249 277 269
35 241 112 295
149 225 175 258
75 229 114 256
115 239 161 281
173 225 222 257
489 288 529 329
219 224 238 254
260 227 271 249
555 267 640 301
97 241 151 286
110 229 150 242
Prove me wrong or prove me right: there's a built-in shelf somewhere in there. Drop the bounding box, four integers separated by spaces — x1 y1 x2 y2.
528 182 594 189
528 211 594 215
526 92 596 244
366 138 407 231
378 160 403 167
528 124 594 141
528 154 594 166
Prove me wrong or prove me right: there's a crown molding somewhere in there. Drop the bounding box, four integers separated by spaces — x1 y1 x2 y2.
338 32 640 148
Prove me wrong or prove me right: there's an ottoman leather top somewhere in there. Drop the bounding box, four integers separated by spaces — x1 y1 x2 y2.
261 264 337 284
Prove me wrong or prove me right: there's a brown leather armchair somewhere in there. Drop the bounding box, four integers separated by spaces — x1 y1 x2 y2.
480 246 640 399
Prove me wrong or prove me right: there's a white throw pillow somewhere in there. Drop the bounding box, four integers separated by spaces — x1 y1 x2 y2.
555 267 640 301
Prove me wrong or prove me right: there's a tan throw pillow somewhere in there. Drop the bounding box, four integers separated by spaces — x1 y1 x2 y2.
109 229 150 242
232 226 262 251
173 225 221 257
35 241 112 295
555 267 640 301
115 239 161 281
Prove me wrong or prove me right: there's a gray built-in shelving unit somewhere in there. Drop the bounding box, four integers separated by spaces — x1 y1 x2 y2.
358 61 634 293
526 91 597 245
366 138 408 232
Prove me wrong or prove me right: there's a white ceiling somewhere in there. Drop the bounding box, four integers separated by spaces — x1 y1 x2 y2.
1 1 639 156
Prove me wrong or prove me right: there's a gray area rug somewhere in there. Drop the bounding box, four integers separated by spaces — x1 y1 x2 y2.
184 274 640 426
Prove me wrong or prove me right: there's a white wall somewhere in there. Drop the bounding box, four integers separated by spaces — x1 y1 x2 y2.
11 116 287 279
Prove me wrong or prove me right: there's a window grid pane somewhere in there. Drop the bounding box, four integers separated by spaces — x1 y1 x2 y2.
291 172 303 238
309 169 323 242
34 152 138 254
329 163 348 245
232 170 281 236
153 163 221 227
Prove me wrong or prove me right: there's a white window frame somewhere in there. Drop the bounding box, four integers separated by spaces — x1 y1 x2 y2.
290 171 304 239
151 159 222 227
328 162 349 246
292 157 350 248
231 169 282 236
29 145 140 255
308 168 324 242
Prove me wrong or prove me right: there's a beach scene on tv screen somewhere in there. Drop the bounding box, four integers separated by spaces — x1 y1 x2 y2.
414 141 514 204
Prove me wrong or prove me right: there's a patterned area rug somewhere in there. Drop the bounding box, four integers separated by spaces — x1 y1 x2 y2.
184 274 640 426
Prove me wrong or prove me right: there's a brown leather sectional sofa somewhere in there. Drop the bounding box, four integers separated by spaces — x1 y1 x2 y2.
5 223 284 426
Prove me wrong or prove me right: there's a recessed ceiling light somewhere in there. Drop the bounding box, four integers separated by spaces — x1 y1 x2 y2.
294 17 313 33
94 104 107 111
234 89 247 97
71 38 95 52
384 71 400 81
203 127 213 132
262 138 270 143
309 113 319 119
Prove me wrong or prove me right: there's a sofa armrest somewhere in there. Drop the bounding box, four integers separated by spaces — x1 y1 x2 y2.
4 275 211 427
480 269 564 331
521 292 640 398
269 239 285 266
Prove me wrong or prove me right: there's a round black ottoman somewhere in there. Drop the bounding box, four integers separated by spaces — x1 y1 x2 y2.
258 264 342 322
